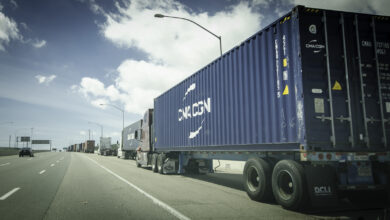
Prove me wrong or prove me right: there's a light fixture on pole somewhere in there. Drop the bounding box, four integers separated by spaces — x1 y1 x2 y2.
154 13 222 57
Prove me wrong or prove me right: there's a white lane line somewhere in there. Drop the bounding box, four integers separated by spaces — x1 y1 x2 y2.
0 187 20 200
28 158 32 160
39 170 46 174
85 156 190 220
50 164 55 167
56 160 59 163
60 157 64 160
0 162 10 167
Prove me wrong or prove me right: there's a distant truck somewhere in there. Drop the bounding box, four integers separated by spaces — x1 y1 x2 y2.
99 137 115 156
83 140 95 153
121 120 142 159
130 6 390 210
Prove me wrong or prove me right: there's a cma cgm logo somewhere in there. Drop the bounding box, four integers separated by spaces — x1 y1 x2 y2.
177 83 211 139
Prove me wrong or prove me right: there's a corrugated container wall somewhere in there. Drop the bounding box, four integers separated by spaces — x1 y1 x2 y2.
154 6 390 152
154 7 303 152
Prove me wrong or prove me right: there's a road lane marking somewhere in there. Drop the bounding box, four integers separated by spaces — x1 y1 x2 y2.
85 156 190 220
0 188 20 200
28 158 32 160
39 170 46 174
60 157 64 160
0 162 10 167
56 160 59 163
50 164 55 167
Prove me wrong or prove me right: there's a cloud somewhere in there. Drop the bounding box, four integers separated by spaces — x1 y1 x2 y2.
78 0 262 115
35 74 57 85
0 10 21 51
32 39 46 48
291 0 390 15
100 0 261 72
80 0 390 116
80 130 86 136
19 22 28 30
79 77 106 97
10 0 18 9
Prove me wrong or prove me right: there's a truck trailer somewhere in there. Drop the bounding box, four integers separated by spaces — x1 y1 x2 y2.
132 6 390 210
122 120 142 159
83 140 95 153
99 137 114 156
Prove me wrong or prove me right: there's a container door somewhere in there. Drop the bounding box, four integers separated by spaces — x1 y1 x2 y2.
299 8 390 151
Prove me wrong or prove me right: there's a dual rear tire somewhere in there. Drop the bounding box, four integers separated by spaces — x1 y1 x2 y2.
243 159 307 210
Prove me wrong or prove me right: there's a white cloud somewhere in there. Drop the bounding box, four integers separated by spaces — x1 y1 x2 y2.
19 22 28 30
292 0 390 15
0 11 20 51
101 0 261 73
79 77 106 97
32 39 46 48
80 0 390 116
10 0 18 9
79 0 262 115
35 74 57 85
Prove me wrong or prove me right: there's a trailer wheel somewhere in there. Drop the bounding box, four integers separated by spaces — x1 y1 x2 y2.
272 160 307 210
157 154 165 174
151 154 158 173
243 157 273 202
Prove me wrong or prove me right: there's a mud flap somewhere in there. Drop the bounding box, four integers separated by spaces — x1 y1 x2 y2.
163 158 177 174
304 165 338 207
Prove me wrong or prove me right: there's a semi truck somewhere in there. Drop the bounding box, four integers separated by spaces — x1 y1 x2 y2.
99 137 114 156
83 140 95 153
130 6 390 210
122 120 142 159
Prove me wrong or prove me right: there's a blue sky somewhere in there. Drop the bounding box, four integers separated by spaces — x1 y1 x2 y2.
0 0 389 149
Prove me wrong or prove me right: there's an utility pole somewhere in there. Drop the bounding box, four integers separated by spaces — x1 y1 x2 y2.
9 135 11 148
31 127 34 149
88 129 91 140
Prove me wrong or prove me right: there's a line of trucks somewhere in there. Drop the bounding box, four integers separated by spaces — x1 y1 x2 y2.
67 140 95 153
96 6 390 210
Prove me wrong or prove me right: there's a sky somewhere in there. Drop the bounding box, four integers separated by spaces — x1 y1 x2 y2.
0 0 389 149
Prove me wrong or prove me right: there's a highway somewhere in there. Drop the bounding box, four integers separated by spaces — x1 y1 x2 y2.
0 152 388 220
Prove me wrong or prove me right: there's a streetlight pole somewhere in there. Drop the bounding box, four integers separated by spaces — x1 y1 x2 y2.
100 104 124 149
14 127 28 148
154 14 222 57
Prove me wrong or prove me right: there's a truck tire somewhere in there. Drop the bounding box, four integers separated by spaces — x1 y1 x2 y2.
151 154 158 173
272 160 308 210
157 154 165 174
243 157 273 202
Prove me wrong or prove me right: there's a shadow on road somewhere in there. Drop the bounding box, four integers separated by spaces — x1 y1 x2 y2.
184 171 390 220
186 171 245 191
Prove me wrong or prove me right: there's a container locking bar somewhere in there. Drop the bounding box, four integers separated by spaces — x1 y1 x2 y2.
371 17 388 147
323 11 336 147
340 13 355 146
355 14 370 147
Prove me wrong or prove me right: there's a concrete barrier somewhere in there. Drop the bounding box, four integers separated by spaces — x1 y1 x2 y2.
0 147 50 156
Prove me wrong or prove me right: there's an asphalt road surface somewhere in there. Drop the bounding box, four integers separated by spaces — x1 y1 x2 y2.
0 152 388 220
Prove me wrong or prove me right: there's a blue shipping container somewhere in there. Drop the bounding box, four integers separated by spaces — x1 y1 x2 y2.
154 6 390 152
